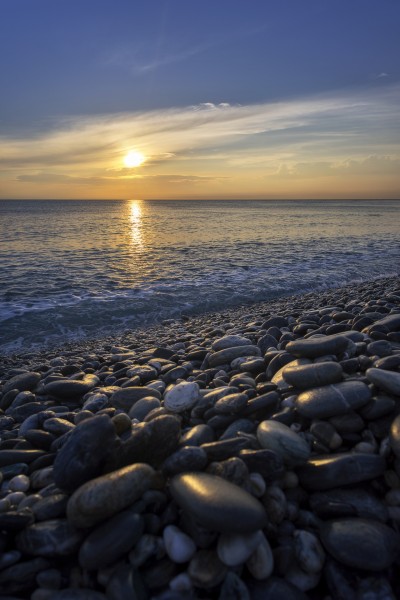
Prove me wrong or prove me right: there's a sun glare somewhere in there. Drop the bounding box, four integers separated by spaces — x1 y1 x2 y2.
123 150 145 168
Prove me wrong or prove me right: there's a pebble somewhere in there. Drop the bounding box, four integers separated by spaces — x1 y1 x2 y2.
298 452 386 490
79 510 144 570
163 524 196 563
366 367 400 396
282 362 343 389
170 472 267 533
163 381 200 413
1 276 400 598
67 463 158 528
320 518 400 570
296 381 371 419
53 414 116 492
257 420 310 466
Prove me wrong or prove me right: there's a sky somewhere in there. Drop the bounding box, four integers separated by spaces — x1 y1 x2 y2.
0 0 399 200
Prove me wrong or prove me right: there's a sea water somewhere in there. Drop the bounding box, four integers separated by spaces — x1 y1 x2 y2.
1 199 399 353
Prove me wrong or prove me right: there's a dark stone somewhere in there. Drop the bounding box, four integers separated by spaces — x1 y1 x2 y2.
170 472 267 533
42 374 99 399
297 453 386 490
286 334 350 358
53 414 116 492
2 372 41 395
0 449 45 467
296 381 371 419
283 362 343 389
79 510 144 570
162 446 208 476
320 518 400 571
16 519 84 557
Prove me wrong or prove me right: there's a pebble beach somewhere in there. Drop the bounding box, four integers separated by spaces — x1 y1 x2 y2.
1 275 400 599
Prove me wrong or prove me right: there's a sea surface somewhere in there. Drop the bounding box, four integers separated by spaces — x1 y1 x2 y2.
1 199 399 353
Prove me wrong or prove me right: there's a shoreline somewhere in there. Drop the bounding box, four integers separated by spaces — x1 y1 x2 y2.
1 274 400 597
2 274 399 375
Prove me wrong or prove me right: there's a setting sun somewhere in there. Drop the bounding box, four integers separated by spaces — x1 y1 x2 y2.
123 150 146 168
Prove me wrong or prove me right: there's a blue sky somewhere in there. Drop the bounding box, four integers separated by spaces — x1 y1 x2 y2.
1 0 399 198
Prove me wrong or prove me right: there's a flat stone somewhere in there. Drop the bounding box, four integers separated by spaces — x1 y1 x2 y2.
53 414 116 492
309 488 389 522
42 375 99 399
2 372 41 395
257 420 310 466
67 463 158 528
282 362 343 389
164 381 200 413
212 335 252 351
0 449 45 467
16 519 83 557
208 345 261 368
286 335 350 358
320 518 400 571
296 381 371 419
366 367 400 396
110 386 161 411
170 472 267 533
297 453 386 490
79 510 144 570
363 313 400 335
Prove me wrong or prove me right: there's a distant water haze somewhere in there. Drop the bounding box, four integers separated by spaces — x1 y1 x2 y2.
1 199 399 353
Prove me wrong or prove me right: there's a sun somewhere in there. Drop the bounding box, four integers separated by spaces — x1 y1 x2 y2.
123 150 146 168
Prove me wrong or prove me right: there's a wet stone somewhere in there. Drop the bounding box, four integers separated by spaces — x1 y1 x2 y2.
257 420 311 466
170 472 267 533
297 452 386 490
320 518 400 571
53 414 116 492
296 381 371 419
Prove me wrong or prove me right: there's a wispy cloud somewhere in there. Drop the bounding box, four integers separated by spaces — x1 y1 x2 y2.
1 85 399 198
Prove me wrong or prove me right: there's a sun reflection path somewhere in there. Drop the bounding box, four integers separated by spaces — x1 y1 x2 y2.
129 200 144 248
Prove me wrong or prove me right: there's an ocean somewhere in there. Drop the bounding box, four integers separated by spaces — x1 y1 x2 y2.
1 199 399 354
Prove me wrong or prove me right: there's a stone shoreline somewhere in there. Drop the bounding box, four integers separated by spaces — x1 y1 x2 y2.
1 275 400 599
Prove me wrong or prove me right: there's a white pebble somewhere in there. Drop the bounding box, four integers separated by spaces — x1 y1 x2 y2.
164 382 200 413
9 474 30 493
163 526 196 564
217 530 262 567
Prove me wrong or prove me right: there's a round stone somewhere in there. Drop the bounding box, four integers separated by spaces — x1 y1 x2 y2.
257 420 310 466
164 381 200 413
110 386 161 411
208 345 261 368
217 530 263 567
163 524 197 563
170 472 267 533
296 381 371 419
67 463 158 528
8 474 30 493
42 375 99 399
320 518 400 571
212 335 252 351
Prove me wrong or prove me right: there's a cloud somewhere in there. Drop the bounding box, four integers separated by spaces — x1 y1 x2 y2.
272 155 400 179
1 84 399 198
